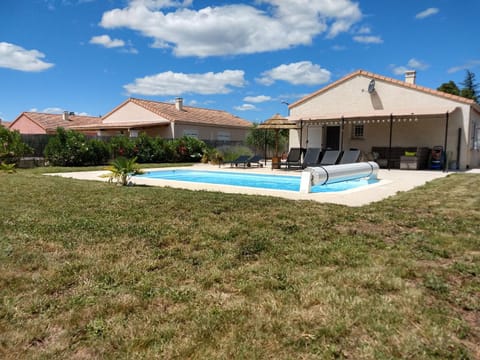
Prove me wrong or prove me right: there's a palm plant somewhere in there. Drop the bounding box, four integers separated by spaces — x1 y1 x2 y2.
105 157 143 186
0 161 16 174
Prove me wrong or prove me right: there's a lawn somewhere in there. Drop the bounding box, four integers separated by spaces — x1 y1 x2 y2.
0 168 479 359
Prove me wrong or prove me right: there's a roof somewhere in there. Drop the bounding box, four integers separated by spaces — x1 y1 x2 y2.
290 69 480 110
10 112 102 132
258 113 298 129
0 121 10 128
103 98 252 128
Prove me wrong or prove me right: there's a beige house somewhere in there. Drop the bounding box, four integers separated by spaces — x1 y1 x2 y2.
71 97 252 142
288 69 480 170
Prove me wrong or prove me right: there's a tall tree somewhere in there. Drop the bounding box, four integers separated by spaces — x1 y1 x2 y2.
460 70 478 102
437 80 460 96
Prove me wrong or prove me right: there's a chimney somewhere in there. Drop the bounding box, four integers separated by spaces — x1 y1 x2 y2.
175 97 183 111
62 111 69 121
405 70 416 85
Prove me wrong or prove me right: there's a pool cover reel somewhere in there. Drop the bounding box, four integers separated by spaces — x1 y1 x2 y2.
300 162 379 193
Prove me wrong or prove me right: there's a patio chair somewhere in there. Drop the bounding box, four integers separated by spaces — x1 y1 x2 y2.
281 147 303 169
338 149 361 164
302 148 322 168
227 155 251 167
246 155 263 168
319 150 341 165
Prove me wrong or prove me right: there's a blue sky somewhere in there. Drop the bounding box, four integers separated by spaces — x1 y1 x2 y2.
1 0 479 123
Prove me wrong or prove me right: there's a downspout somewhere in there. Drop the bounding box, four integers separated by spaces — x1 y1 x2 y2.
443 111 449 172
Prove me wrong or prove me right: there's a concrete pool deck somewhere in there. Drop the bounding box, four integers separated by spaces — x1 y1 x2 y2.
48 164 472 207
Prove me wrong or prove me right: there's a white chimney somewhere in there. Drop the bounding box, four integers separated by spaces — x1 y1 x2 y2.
175 97 184 111
62 111 69 121
405 70 416 85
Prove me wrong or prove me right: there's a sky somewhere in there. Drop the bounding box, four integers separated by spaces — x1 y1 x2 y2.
1 0 479 124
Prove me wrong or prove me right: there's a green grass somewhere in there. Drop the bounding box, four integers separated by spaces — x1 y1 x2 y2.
1 168 479 359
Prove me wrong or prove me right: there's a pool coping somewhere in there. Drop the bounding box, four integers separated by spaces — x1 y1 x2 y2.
46 163 458 207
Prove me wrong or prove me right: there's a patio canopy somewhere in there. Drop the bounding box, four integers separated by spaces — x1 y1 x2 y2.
288 107 460 171
288 107 460 125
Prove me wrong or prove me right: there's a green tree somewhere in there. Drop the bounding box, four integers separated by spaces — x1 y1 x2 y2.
437 80 460 96
460 70 478 102
0 127 33 164
246 124 288 156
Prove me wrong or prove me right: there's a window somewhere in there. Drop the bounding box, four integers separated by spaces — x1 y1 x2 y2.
217 131 231 141
352 124 364 139
183 129 199 138
474 123 480 150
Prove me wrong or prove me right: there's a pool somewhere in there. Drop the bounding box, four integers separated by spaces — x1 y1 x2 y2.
136 169 378 193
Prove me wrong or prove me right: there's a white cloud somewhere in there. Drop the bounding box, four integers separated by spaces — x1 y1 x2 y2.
353 35 383 44
407 58 429 70
257 61 331 86
234 104 257 111
0 42 54 72
243 95 272 103
100 0 362 57
447 60 480 74
415 8 439 19
90 35 125 48
357 26 371 34
124 70 246 95
392 58 429 75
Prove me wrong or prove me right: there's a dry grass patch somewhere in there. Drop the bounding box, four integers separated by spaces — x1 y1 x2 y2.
0 169 479 358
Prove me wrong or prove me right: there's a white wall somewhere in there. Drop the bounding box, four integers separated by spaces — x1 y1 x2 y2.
289 73 475 169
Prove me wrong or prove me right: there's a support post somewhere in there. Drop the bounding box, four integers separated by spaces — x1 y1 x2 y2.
264 129 267 167
388 114 393 170
443 111 449 172
340 116 345 152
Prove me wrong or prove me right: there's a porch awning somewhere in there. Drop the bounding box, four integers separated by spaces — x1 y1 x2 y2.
289 107 460 125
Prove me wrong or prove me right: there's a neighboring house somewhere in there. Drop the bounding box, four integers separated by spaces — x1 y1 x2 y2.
0 120 10 128
8 111 102 135
70 97 253 142
287 69 480 170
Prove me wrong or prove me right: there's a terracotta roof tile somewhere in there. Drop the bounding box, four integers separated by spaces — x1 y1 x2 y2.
18 112 102 132
129 98 252 128
290 69 478 109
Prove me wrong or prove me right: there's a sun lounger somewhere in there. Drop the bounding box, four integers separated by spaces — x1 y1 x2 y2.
281 147 303 169
319 150 340 165
246 155 263 167
338 149 361 164
228 155 251 167
302 148 322 168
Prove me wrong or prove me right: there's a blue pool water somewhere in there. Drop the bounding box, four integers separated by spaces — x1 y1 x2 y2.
136 169 378 193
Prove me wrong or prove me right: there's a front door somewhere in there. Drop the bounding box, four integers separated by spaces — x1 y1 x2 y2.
325 126 340 150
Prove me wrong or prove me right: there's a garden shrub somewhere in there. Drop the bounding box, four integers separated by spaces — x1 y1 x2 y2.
44 128 111 166
0 127 33 164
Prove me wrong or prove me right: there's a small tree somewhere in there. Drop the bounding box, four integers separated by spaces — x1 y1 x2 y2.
460 70 479 102
0 127 33 165
246 124 288 157
105 156 143 186
437 81 460 96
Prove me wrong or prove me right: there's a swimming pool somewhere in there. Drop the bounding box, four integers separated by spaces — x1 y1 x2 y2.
136 169 378 193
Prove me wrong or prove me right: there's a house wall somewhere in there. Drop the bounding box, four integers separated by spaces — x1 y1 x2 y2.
103 102 168 124
9 115 46 134
290 73 475 169
174 123 249 141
